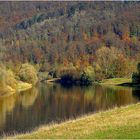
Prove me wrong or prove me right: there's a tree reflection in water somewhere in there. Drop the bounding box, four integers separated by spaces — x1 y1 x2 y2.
0 83 139 136
0 95 16 131
19 87 39 108
132 87 140 100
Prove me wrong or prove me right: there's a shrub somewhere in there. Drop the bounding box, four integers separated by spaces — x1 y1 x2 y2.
60 74 74 86
132 62 140 84
60 68 81 86
80 66 95 85
5 69 17 89
60 66 95 86
0 68 17 88
0 68 6 89
137 62 140 74
18 63 38 85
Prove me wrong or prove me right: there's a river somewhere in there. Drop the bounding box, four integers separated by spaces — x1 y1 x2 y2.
0 83 139 136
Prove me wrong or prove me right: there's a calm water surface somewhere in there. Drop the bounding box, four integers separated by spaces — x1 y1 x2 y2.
0 83 140 136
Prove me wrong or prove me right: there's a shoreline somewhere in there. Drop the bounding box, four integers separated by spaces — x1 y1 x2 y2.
0 81 32 98
42 77 135 87
100 78 132 86
8 103 140 139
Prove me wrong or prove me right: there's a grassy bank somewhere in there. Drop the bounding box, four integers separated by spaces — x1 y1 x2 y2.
11 103 140 139
101 78 131 86
0 81 32 98
16 81 32 92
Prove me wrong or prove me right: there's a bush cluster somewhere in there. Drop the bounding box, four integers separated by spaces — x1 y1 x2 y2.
60 66 95 86
18 63 38 85
0 67 17 89
132 62 140 83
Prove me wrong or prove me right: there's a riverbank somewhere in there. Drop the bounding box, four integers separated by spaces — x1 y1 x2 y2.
100 78 131 86
16 81 32 92
10 103 140 139
0 81 32 98
41 77 132 86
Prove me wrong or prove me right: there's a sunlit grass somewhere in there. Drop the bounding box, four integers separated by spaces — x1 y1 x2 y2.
16 81 32 92
0 81 32 98
101 78 131 85
10 103 140 139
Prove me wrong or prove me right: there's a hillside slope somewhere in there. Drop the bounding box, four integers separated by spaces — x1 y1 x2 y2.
0 1 140 78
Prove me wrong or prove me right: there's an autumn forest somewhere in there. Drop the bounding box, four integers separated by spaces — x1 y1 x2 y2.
0 1 140 138
0 1 139 82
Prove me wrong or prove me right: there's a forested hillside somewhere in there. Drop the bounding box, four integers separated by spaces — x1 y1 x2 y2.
0 1 140 81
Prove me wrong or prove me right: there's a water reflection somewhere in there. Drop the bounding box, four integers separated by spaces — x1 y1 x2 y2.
0 95 16 131
0 83 139 136
132 87 140 100
19 87 39 108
